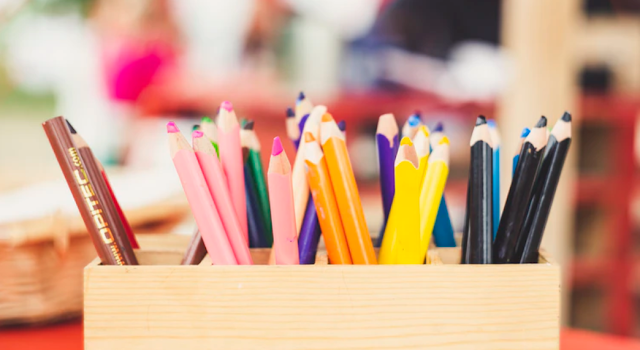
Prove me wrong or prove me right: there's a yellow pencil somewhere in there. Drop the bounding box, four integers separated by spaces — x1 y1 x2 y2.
379 137 421 264
418 136 450 261
413 125 430 182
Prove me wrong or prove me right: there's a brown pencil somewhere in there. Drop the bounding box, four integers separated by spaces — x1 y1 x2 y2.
43 116 138 265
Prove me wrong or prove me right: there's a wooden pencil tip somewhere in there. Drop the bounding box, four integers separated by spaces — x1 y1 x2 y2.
476 115 487 126
561 111 572 122
65 119 77 134
221 101 233 112
243 120 255 130
201 116 213 123
286 107 295 118
433 122 444 132
521 127 531 138
337 120 346 132
192 130 204 139
439 136 450 145
535 116 547 128
272 137 284 156
304 132 316 143
167 122 180 133
400 136 413 146
321 113 334 123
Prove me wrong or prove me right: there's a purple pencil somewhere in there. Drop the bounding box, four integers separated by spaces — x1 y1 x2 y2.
375 113 400 247
298 196 322 264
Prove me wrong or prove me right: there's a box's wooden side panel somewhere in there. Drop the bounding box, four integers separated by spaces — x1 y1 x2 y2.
84 262 560 350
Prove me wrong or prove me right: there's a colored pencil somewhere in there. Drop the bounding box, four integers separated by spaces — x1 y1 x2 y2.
167 122 237 265
241 121 273 246
493 117 547 263
375 113 399 247
487 119 501 239
43 116 137 265
513 127 531 175
320 113 377 264
413 125 431 180
66 120 139 250
401 112 422 140
392 137 422 264
514 112 572 263
217 101 248 243
295 91 314 125
268 137 299 265
285 107 299 146
181 227 207 265
244 156 268 248
466 116 493 264
337 120 347 138
418 136 450 261
201 116 219 157
429 122 456 248
304 132 353 264
298 196 322 264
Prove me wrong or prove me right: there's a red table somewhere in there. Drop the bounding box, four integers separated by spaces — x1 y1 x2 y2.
2 320 640 350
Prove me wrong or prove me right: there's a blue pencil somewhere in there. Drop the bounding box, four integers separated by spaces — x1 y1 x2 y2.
487 119 500 240
430 122 456 247
513 127 530 175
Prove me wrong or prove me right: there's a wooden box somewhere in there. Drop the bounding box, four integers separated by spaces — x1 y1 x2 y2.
84 236 560 350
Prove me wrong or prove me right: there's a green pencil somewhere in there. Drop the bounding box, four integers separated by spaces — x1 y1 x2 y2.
240 120 273 245
200 116 219 157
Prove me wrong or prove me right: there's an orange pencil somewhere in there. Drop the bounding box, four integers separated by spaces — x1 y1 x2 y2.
267 137 299 265
320 113 377 264
304 132 352 264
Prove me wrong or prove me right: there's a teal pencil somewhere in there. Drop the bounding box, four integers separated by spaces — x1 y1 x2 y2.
487 119 500 239
430 122 456 247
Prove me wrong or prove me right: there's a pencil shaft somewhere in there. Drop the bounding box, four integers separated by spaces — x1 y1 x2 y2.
432 196 456 247
492 146 500 239
298 197 321 264
219 125 248 242
467 141 493 264
375 133 399 247
101 169 139 249
181 229 207 265
460 175 471 264
394 162 422 264
248 149 273 246
419 161 449 260
245 162 268 248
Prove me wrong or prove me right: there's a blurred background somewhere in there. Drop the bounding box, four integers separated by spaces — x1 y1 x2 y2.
1 0 640 347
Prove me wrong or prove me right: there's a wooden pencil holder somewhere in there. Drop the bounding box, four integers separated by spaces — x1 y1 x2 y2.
83 235 560 350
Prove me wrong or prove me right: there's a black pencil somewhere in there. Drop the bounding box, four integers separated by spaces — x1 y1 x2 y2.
514 112 572 263
493 116 548 263
465 115 493 264
460 170 471 264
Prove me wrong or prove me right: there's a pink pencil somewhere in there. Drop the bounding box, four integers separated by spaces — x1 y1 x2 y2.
268 137 299 265
218 101 248 243
167 122 237 265
193 130 253 265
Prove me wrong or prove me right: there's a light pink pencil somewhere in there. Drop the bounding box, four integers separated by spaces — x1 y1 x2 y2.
167 122 237 265
268 137 299 265
218 101 248 243
193 130 253 265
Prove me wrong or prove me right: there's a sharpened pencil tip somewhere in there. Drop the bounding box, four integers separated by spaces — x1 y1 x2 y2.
272 137 284 156
192 130 204 138
286 107 295 118
201 116 212 123
221 101 233 112
561 111 572 122
408 115 421 127
192 124 200 132
400 136 413 146
521 127 531 138
439 136 450 145
476 115 487 126
243 120 255 130
297 91 305 102
337 120 346 132
434 122 444 132
321 113 334 123
65 119 77 134
304 132 316 143
167 122 179 133
535 116 547 128
487 119 496 128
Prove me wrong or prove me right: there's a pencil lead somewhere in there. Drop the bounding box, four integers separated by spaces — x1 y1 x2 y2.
400 136 413 146
201 116 213 124
487 119 496 128
408 115 421 127
521 127 531 138
321 113 334 122
272 137 284 156
304 132 316 142
433 122 444 132
337 120 346 132
221 101 233 112
561 111 572 122
192 124 200 132
476 115 487 126
413 110 422 120
286 107 295 118
65 119 77 134
167 121 180 133
243 120 255 130
439 136 450 145
192 130 204 138
297 91 305 103
535 116 547 128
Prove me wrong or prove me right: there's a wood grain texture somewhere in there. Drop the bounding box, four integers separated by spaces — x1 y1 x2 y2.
84 248 559 349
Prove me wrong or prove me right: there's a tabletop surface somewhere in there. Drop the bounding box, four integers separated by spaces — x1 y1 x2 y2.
1 320 640 350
